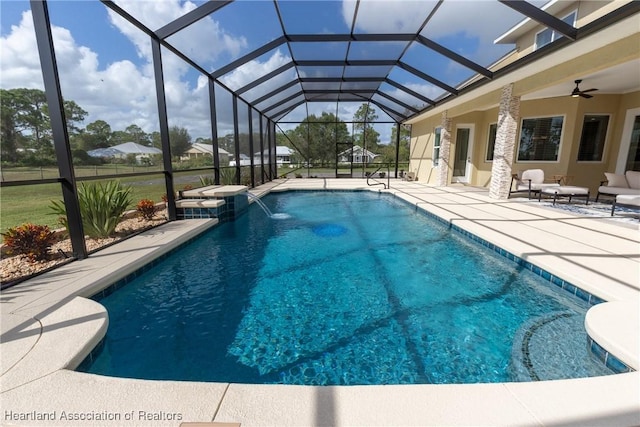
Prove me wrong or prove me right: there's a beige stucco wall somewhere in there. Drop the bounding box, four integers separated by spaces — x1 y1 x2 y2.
408 119 439 183
476 108 500 188
409 90 640 192
505 1 632 62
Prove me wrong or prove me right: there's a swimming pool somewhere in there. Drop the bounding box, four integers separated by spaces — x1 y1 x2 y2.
80 191 613 384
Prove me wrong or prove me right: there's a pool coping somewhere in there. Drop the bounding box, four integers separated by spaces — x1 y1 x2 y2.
2 179 639 426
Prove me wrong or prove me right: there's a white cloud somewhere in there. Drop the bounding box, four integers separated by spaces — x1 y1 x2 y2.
107 0 247 68
0 3 251 140
0 11 46 89
220 49 292 92
345 0 519 66
345 1 433 34
0 9 163 134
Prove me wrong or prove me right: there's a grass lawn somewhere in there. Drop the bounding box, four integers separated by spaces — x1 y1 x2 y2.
1 175 173 232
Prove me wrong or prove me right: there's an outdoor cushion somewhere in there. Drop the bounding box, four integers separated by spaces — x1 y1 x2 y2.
625 171 640 189
604 172 628 188
616 194 640 207
597 186 640 196
520 169 545 184
542 186 589 196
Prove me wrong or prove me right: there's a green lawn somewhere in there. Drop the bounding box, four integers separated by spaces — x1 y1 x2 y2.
1 175 174 232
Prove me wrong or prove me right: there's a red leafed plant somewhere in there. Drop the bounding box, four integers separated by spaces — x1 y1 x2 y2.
136 199 159 221
2 223 56 262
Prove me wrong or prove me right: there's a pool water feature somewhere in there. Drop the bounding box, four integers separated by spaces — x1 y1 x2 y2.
80 191 614 384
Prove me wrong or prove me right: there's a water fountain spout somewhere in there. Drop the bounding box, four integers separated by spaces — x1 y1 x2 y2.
247 192 290 219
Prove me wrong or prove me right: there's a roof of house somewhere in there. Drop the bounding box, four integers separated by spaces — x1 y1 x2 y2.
87 142 161 157
337 145 378 158
254 146 295 156
186 143 231 155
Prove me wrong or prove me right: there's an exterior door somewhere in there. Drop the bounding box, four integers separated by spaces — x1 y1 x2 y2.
452 125 474 183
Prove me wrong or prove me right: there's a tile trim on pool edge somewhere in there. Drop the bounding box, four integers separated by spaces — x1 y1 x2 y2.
588 336 633 374
403 196 606 306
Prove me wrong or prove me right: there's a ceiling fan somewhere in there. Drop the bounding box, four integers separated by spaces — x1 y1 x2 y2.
571 79 598 98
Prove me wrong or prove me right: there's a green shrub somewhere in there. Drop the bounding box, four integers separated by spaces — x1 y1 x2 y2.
2 223 56 261
136 199 158 221
199 175 215 186
50 181 132 238
219 167 236 185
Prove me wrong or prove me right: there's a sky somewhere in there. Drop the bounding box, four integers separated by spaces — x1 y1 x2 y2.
0 0 532 144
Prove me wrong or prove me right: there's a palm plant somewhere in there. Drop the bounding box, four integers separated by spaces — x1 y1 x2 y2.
199 175 215 186
50 181 132 238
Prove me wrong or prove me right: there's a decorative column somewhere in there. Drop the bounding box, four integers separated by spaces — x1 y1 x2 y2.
489 84 520 199
436 111 452 186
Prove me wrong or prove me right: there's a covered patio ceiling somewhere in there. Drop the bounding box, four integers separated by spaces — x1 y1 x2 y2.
102 0 639 124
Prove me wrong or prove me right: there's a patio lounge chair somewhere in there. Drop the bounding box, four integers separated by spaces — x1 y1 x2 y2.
596 171 640 202
509 169 560 199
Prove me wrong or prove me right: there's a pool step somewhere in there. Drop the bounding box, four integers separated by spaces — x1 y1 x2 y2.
511 312 614 381
175 199 225 209
176 185 249 222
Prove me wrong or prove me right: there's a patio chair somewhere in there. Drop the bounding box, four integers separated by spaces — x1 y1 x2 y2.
406 171 417 181
509 169 560 199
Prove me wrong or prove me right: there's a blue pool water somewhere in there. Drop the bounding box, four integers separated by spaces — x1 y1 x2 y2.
80 191 613 384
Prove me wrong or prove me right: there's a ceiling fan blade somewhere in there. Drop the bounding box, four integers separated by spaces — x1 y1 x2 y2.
581 88 598 93
579 92 593 99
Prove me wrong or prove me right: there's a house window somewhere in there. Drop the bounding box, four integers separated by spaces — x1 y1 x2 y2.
577 115 609 161
433 127 441 166
486 123 497 161
534 10 577 50
517 116 564 162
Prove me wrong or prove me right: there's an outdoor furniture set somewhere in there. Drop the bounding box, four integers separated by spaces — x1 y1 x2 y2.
597 171 640 216
509 169 590 205
510 169 640 216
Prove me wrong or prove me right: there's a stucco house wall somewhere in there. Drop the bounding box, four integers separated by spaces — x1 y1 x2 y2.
407 1 639 196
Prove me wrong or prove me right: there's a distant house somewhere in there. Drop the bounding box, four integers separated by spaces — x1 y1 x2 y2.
87 142 161 163
229 153 251 167
338 145 378 164
253 146 295 166
182 143 230 163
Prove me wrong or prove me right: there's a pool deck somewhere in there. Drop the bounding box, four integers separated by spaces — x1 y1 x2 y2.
2 179 639 426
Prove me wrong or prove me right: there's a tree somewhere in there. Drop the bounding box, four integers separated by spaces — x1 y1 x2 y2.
1 89 22 162
169 126 192 158
288 112 349 166
7 88 51 149
110 130 129 146
386 124 411 162
124 124 150 146
150 131 161 149
81 119 112 151
217 133 235 153
0 88 92 162
62 100 87 135
353 103 380 153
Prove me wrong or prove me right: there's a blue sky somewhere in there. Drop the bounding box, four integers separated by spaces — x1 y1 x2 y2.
0 0 529 143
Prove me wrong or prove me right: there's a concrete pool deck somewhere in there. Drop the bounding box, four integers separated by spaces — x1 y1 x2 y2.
1 179 639 426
